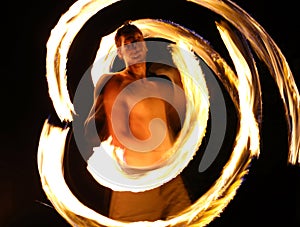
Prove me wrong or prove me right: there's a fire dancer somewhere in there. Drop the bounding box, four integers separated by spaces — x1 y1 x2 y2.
84 21 191 221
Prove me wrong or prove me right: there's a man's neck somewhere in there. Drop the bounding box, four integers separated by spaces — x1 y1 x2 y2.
126 62 147 79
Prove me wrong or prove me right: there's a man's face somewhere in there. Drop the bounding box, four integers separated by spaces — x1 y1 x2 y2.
118 32 148 65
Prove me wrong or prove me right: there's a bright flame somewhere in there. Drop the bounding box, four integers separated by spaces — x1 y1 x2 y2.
46 0 121 122
38 120 169 227
188 0 300 165
39 0 300 226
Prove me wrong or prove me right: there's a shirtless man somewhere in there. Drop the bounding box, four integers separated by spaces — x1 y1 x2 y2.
84 22 191 221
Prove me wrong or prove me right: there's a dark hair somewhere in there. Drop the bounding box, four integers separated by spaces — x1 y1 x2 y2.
114 21 143 47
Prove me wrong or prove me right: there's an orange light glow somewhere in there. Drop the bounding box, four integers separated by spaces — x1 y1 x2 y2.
38 0 300 226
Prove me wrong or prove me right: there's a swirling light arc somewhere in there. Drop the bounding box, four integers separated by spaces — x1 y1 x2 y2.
38 0 300 227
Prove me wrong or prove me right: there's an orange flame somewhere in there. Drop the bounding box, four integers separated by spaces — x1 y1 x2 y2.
39 0 300 226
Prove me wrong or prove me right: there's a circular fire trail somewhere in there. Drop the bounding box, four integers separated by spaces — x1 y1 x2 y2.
38 0 300 226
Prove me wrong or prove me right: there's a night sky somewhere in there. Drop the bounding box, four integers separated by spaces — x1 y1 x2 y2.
2 0 300 226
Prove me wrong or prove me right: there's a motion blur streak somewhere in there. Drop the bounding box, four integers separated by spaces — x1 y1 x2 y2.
39 0 300 226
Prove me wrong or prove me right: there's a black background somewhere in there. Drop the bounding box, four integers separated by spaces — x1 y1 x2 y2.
2 0 300 226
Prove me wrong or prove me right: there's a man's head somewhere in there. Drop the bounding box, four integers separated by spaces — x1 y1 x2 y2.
115 22 147 65
115 22 143 47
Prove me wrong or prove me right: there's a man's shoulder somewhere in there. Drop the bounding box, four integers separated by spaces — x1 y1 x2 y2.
148 62 178 74
93 73 124 96
148 62 182 87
